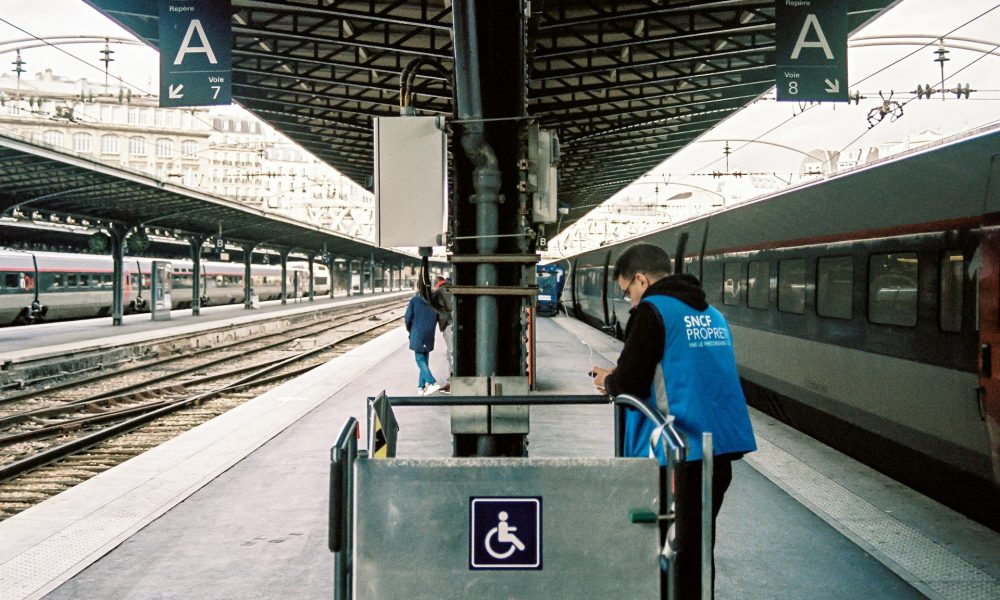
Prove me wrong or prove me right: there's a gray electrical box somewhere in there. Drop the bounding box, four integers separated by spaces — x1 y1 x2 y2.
373 116 447 247
528 127 559 224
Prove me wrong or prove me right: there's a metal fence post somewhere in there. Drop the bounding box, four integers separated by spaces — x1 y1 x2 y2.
701 432 713 600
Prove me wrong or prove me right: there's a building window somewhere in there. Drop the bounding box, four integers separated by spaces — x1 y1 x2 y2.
153 110 164 127
817 256 853 319
73 133 92 152
181 140 198 157
723 262 742 306
778 259 806 314
747 261 770 309
43 130 64 147
128 108 140 125
100 134 119 154
940 251 963 332
129 137 146 156
869 253 918 327
156 138 173 158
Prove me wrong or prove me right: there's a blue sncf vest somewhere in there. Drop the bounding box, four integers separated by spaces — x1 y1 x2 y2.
622 294 757 464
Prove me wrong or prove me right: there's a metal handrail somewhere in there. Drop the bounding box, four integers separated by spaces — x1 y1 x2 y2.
329 417 358 600
375 393 608 407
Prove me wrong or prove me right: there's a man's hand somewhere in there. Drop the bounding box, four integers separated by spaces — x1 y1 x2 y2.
590 366 612 394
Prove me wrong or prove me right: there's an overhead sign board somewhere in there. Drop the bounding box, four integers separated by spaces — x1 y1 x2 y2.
159 0 232 107
775 0 848 102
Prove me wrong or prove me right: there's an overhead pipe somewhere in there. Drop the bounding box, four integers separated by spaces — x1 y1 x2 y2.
453 0 501 377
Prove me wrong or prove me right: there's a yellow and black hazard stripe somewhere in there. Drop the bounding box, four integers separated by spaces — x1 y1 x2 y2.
372 411 389 459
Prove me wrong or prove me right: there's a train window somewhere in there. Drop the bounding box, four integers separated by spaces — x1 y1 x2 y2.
67 274 78 288
778 259 806 314
50 274 66 290
723 262 742 306
79 274 91 288
817 257 853 319
869 253 918 327
940 252 963 332
2 273 17 289
748 261 770 309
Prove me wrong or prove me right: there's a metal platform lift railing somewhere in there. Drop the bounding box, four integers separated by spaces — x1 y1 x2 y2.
328 392 716 599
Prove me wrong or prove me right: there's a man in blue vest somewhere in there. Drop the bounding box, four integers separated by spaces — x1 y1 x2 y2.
591 243 756 599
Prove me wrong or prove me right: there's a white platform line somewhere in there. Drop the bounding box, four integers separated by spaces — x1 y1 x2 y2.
745 419 999 600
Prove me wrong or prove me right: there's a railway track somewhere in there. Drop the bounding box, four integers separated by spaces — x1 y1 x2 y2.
0 298 406 521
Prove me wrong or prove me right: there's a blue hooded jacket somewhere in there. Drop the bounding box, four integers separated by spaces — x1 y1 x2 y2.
404 294 437 352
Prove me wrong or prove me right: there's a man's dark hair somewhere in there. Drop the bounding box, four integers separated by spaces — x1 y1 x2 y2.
612 243 673 281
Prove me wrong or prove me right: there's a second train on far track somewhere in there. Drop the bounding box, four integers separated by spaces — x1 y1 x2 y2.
0 249 330 326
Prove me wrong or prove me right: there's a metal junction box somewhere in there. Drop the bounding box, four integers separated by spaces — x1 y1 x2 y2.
527 127 559 224
352 457 660 599
373 116 447 248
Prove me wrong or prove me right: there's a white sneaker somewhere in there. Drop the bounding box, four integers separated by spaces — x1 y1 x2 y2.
423 383 441 396
417 387 425 396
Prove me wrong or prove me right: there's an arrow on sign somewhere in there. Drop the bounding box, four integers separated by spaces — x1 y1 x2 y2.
824 79 840 93
168 84 185 99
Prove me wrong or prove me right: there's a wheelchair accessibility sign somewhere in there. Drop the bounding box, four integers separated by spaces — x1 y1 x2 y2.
469 497 541 569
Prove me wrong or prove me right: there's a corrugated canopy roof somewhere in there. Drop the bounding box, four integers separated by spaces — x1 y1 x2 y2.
0 131 411 263
83 0 895 233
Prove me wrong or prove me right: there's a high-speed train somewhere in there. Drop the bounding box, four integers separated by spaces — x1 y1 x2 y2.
564 127 1000 529
0 249 330 325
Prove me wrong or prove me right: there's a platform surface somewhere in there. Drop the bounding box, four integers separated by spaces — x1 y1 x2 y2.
0 314 996 599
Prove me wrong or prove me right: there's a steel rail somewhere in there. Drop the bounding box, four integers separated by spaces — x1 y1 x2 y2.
0 314 401 482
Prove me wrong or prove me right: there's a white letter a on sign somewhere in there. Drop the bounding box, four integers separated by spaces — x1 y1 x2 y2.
790 14 834 60
173 19 219 65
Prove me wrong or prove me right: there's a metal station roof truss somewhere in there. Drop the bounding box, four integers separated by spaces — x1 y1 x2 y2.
84 0 894 233
0 132 409 263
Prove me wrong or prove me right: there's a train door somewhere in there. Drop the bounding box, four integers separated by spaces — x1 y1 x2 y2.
978 228 1000 484
600 251 612 331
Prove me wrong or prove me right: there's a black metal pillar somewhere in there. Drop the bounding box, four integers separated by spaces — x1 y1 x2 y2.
280 251 289 305
308 255 315 301
243 243 256 309
189 236 204 316
451 0 531 457
110 225 126 326
330 256 339 298
359 259 366 295
347 259 353 296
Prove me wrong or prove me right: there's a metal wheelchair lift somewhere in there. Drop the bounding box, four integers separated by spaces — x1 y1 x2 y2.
329 393 701 599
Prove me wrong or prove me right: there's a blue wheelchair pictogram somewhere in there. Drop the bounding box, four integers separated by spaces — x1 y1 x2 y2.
470 497 541 569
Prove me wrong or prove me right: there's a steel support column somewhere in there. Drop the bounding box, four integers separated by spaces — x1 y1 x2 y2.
243 244 256 309
110 225 126 326
280 251 289 305
451 0 530 457
308 254 315 301
189 236 204 316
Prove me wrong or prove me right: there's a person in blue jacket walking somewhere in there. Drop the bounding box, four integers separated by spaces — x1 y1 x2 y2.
590 243 756 600
404 290 440 396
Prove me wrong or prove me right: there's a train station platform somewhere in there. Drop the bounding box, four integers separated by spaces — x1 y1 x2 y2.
1 315 998 599
0 290 410 367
